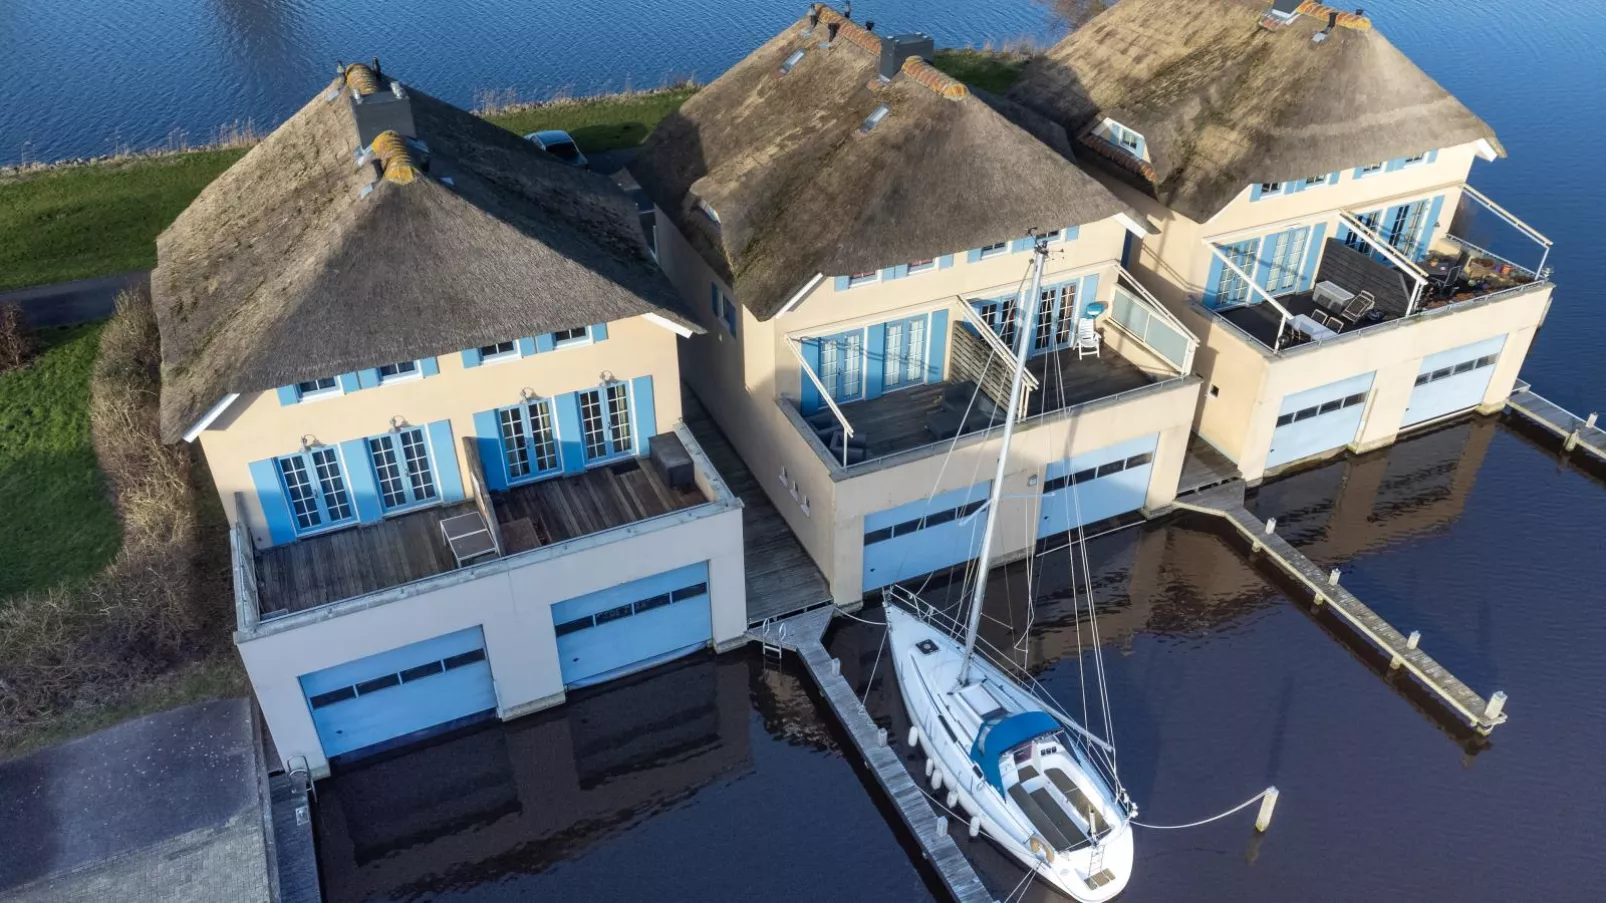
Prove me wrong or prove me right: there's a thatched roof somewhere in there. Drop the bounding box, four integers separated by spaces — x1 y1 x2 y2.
630 5 1133 321
1008 0 1504 222
153 70 696 442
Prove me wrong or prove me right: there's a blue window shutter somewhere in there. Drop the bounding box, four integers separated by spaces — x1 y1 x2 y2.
592 322 609 342
426 420 465 502
1079 273 1101 318
1298 223 1327 292
554 392 587 473
1385 157 1406 172
833 275 851 291
884 265 908 281
1288 180 1306 194
1065 225 1080 241
926 310 949 384
420 356 440 377
461 348 483 368
631 376 657 454
472 410 508 491
938 255 955 269
966 248 984 264
340 438 384 522
710 283 721 314
1009 237 1032 253
1203 253 1226 308
1251 234 1277 294
357 368 381 389
722 301 737 335
248 458 297 546
520 336 540 356
1327 171 1341 186
1352 166 1367 180
338 372 360 393
800 339 823 415
1419 195 1446 261
865 323 887 400
1250 183 1265 201
1427 149 1439 164
276 385 300 406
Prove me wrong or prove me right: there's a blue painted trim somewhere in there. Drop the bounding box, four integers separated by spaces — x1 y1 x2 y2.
338 372 361 393
461 348 483 368
1385 157 1406 173
1426 149 1439 164
1252 237 1276 295
248 458 297 546
554 392 586 474
592 322 609 342
1079 273 1100 319
833 275 851 291
800 338 823 415
357 369 381 390
1250 183 1265 201
472 409 508 491
1327 171 1341 186
865 323 887 399
938 254 954 270
420 356 440 377
926 309 949 383
631 376 656 454
1203 252 1226 308
885 264 909 281
709 283 721 315
1065 225 1080 242
520 336 540 356
276 385 300 406
1009 237 1032 253
426 420 465 502
1298 222 1327 292
340 438 384 523
1419 195 1445 262
966 248 984 264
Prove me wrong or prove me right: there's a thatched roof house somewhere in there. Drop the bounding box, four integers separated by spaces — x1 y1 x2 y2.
1008 0 1503 222
630 5 1134 321
153 65 695 442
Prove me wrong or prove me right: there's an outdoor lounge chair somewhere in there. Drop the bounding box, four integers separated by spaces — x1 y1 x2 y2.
1075 317 1101 359
1339 290 1375 325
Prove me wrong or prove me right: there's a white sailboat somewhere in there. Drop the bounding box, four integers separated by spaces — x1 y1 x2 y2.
886 235 1137 901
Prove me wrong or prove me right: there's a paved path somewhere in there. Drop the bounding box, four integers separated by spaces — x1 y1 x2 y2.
1 271 146 327
0 697 274 902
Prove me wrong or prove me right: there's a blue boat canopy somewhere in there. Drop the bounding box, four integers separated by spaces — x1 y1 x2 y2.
970 711 1060 791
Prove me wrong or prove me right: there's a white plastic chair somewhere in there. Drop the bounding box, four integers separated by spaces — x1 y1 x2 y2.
1076 317 1102 359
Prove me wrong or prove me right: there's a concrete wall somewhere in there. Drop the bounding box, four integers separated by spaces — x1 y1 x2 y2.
198 314 685 548
237 499 745 778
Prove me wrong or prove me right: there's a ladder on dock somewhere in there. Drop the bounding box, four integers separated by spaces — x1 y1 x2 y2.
1176 483 1508 735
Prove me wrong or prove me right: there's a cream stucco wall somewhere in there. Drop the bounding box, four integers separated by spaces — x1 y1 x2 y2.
198 314 685 548
238 500 745 778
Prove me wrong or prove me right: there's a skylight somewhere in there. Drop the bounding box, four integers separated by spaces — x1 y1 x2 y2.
698 200 721 225
860 104 890 134
780 49 805 75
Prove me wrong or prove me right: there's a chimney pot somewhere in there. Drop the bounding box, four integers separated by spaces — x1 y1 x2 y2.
878 32 936 81
1327 11 1339 29
827 22 839 43
866 19 875 32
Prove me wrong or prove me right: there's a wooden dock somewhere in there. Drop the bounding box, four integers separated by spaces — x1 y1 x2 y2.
1174 483 1508 735
1506 380 1605 465
750 610 996 903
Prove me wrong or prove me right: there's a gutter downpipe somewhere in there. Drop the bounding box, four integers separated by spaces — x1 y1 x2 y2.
961 235 1048 679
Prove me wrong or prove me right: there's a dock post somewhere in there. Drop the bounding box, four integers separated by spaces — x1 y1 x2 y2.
830 657 841 675
1406 631 1421 650
1255 787 1280 832
1327 568 1340 586
1588 412 1599 430
1485 691 1508 721
1265 517 1277 535
1566 429 1580 451
937 816 949 836
877 727 888 747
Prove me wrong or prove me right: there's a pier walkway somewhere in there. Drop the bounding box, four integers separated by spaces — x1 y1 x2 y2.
1174 482 1508 735
749 610 995 903
1506 380 1605 466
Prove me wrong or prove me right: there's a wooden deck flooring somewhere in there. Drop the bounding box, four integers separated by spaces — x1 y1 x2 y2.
682 391 833 623
750 609 993 903
1506 381 1605 465
1177 436 1242 497
493 456 704 553
836 348 1155 460
1175 483 1507 734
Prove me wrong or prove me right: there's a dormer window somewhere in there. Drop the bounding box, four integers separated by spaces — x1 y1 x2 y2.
860 105 890 134
698 200 721 226
1102 119 1147 160
780 49 805 75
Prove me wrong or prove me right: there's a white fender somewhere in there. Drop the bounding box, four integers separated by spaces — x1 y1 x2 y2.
968 815 982 839
932 769 944 791
924 757 935 778
908 726 921 749
946 790 959 809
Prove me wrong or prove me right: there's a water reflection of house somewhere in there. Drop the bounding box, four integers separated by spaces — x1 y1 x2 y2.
314 655 751 901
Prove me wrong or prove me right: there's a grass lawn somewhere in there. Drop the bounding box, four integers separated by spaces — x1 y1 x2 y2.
482 86 697 153
0 324 122 600
931 49 1031 94
0 149 245 292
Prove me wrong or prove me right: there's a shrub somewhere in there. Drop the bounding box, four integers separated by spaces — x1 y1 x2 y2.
0 302 36 372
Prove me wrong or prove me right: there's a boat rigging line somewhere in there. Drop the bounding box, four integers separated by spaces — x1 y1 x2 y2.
1132 787 1281 831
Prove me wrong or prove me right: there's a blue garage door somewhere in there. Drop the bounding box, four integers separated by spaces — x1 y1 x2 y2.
552 562 711 688
1038 434 1159 540
1403 336 1505 428
1266 372 1376 470
863 481 991 591
300 626 497 761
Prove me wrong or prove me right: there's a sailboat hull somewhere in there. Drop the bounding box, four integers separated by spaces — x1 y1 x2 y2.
886 606 1134 902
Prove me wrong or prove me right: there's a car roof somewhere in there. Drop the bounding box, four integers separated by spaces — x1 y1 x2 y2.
533 129 575 143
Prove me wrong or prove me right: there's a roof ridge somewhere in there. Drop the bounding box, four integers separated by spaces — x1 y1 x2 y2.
343 63 382 96
369 130 418 184
809 6 969 101
1296 1 1372 30
812 6 881 56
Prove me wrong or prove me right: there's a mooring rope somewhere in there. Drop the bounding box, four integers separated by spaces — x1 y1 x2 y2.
1132 788 1274 830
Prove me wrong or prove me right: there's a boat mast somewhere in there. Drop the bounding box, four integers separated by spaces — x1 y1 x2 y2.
961 234 1048 679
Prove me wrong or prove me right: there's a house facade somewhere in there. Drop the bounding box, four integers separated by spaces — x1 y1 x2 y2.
634 8 1202 606
1011 0 1555 483
153 64 745 776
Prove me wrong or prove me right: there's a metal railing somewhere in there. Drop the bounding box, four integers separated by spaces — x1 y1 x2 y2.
230 492 262 630
786 336 858 467
1106 267 1199 374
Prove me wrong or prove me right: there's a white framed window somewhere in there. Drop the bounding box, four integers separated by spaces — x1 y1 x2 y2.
709 283 738 333
978 242 1008 260
552 327 591 347
479 340 519 362
1303 175 1328 189
1358 162 1384 176
1040 229 1063 243
907 258 936 275
296 376 341 401
498 398 561 482
378 360 421 384
1259 182 1285 196
367 427 438 511
1401 152 1429 167
698 200 720 225
578 383 633 462
277 446 355 533
1112 123 1140 151
780 49 805 75
847 271 879 288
